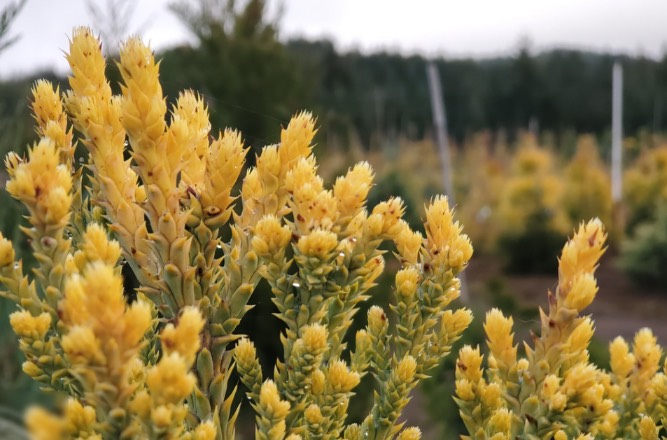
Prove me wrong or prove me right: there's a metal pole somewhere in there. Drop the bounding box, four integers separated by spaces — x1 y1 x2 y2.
426 61 468 302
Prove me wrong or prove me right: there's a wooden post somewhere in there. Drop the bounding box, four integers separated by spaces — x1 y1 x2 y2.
426 61 468 302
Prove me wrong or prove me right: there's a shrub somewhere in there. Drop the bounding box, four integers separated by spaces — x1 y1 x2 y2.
454 219 667 439
495 137 569 273
0 28 474 440
619 202 667 288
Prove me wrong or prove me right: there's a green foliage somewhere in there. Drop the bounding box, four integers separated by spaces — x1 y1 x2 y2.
619 202 667 288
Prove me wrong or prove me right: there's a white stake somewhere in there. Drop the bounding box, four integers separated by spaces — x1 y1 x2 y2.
612 62 623 204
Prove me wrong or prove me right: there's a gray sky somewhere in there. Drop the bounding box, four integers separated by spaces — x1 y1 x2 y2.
1 0 666 79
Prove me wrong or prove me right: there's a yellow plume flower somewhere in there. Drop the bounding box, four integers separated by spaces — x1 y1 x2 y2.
259 380 290 420
252 215 292 258
334 161 374 219
147 353 196 404
484 309 516 368
6 138 72 227
279 111 316 176
302 324 328 352
9 311 51 339
73 223 121 270
174 91 210 188
639 415 658 440
394 220 423 265
160 306 205 365
559 219 606 283
563 273 598 313
610 337 634 379
193 420 217 440
395 267 420 298
424 196 473 271
396 355 417 383
297 229 339 259
328 359 360 393
62 326 106 365
457 345 483 383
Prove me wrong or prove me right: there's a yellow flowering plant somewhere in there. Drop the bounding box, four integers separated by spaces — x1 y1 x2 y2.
454 219 667 440
0 28 474 440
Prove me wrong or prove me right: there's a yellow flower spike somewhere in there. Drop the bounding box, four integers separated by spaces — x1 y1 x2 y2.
548 392 567 412
333 161 374 219
328 359 360 393
488 408 512 433
395 267 420 298
67 27 111 102
121 300 152 349
62 262 125 332
394 220 423 265
285 435 303 440
481 382 502 409
639 415 659 440
64 398 97 433
174 90 210 188
193 420 217 440
424 196 473 271
31 81 72 160
73 223 121 270
596 410 619 437
297 229 339 260
396 427 422 440
457 345 484 383
441 309 473 338
371 197 405 237
25 406 65 440
284 156 321 194
566 317 594 357
302 324 328 352
558 219 606 283
304 404 324 424
146 353 196 404
9 311 51 339
160 306 205 365
252 215 292 258
563 273 598 313
118 37 166 149
484 309 516 368
574 434 593 440
62 326 106 365
633 328 662 382
540 374 560 399
368 306 388 335
396 355 417 384
202 129 246 223
562 363 597 397
256 145 281 191
235 338 257 366
6 138 73 226
279 111 316 176
259 380 290 420
455 379 475 401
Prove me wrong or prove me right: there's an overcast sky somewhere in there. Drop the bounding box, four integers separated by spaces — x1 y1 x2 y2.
1 0 666 79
